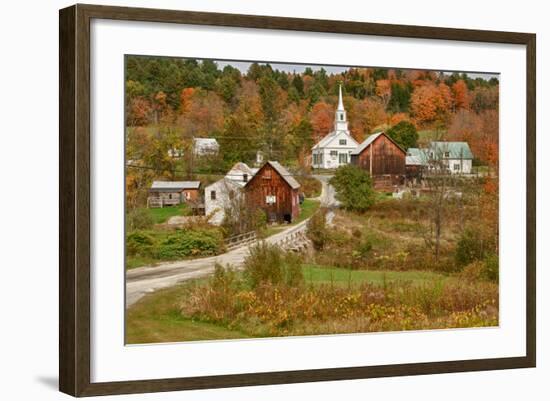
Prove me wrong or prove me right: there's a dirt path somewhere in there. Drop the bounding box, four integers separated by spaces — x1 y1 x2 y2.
126 176 333 307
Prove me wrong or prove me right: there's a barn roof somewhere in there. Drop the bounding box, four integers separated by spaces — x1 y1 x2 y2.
351 131 407 156
351 132 383 155
268 161 301 190
227 162 255 176
193 138 219 147
150 181 201 190
245 161 300 190
430 141 474 159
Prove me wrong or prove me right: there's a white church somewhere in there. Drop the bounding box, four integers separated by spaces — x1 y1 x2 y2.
311 85 359 169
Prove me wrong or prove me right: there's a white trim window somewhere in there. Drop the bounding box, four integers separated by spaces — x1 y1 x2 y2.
266 195 276 204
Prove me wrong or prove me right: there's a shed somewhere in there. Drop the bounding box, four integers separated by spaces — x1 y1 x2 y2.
244 161 301 223
148 181 201 208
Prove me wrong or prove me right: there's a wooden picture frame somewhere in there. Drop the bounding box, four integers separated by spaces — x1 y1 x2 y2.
59 3 536 397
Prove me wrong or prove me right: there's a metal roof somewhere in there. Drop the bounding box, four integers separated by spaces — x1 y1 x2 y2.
245 161 300 190
350 132 384 155
150 181 201 190
406 148 429 165
268 161 301 189
430 141 474 159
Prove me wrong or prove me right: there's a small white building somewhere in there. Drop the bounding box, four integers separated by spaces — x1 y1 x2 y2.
204 162 258 225
193 138 219 156
311 85 359 169
204 178 242 225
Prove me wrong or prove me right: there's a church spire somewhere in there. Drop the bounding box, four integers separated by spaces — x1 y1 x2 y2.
334 83 348 132
337 83 345 111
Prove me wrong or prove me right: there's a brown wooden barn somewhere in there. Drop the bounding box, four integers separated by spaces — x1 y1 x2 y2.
350 132 406 189
244 161 301 223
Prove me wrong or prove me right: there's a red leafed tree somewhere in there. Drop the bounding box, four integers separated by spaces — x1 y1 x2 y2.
310 101 334 142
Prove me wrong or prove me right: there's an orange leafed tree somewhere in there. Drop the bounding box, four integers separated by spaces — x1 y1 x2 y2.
410 83 452 126
310 101 334 143
452 80 470 110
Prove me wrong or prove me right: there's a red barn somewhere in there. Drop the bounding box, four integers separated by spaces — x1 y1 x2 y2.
350 132 406 189
244 161 301 223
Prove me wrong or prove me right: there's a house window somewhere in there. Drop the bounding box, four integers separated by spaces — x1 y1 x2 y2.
444 151 450 158
330 150 338 158
339 139 347 145
210 190 216 200
454 164 460 171
185 192 191 200
263 170 272 179
243 173 248 182
168 194 172 199
339 153 348 164
266 195 276 204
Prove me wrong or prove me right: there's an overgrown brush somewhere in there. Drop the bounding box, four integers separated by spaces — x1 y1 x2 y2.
179 256 499 338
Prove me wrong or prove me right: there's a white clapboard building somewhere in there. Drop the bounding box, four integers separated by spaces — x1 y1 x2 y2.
205 162 258 225
311 85 359 169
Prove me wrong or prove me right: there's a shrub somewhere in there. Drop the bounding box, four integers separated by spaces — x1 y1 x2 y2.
306 210 328 250
329 165 375 213
126 208 154 230
153 228 223 259
455 226 496 267
126 231 155 256
243 242 304 289
296 176 322 198
460 255 499 283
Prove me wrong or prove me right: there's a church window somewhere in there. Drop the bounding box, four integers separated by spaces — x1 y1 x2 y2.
339 139 347 145
330 150 338 157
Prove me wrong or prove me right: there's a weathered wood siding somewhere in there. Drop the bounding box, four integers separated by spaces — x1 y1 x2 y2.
351 134 406 176
245 163 300 223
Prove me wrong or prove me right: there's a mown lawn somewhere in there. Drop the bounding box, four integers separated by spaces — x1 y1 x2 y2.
126 282 249 344
302 264 447 288
146 203 189 224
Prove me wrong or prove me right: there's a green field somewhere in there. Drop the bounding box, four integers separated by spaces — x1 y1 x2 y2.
126 264 446 344
302 264 447 287
145 203 189 224
126 282 249 344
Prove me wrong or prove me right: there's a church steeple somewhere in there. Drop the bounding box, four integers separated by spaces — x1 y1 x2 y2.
334 83 348 132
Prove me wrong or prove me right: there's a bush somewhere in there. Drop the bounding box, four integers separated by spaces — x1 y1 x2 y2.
243 242 304 289
455 226 496 267
126 231 155 256
329 165 375 213
459 255 498 283
306 210 328 250
296 176 322 198
153 228 223 259
126 208 154 230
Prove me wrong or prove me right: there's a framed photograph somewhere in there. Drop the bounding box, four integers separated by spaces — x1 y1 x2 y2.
59 4 536 397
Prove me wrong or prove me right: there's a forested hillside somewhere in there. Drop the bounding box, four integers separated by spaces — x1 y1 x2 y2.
125 56 499 206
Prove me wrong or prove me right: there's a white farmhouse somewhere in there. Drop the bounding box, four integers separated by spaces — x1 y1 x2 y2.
204 162 258 225
428 141 474 174
311 85 359 169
